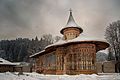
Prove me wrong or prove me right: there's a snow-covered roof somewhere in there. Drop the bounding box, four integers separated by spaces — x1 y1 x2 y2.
30 34 109 58
65 10 79 27
14 62 31 67
60 9 83 34
0 58 17 65
45 34 108 49
30 50 45 58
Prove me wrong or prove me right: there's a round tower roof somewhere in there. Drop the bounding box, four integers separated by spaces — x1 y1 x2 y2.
60 9 83 34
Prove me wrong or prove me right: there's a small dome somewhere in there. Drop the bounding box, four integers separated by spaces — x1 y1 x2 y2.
60 9 83 34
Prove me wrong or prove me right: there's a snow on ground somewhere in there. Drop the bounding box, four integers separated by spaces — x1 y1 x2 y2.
0 72 120 80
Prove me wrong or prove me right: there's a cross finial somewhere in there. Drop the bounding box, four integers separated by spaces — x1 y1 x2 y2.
69 8 72 15
69 8 72 12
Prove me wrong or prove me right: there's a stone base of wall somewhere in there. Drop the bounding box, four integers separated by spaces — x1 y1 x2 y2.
66 70 96 75
37 69 97 75
96 61 116 73
43 69 56 74
0 65 14 72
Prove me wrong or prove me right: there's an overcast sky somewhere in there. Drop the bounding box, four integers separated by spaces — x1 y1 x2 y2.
0 0 120 40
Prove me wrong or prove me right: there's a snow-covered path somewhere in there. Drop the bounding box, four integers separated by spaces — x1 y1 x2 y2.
0 72 120 80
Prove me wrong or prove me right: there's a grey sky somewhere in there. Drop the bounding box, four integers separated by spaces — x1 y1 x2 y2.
0 0 120 40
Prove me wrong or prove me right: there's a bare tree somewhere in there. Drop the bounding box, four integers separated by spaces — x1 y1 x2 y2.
42 34 53 45
105 20 120 61
105 20 120 72
54 36 61 43
107 47 115 61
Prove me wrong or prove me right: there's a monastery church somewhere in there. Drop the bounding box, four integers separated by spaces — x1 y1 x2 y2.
30 10 109 75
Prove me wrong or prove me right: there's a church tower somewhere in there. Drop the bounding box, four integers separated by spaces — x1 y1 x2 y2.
60 9 83 40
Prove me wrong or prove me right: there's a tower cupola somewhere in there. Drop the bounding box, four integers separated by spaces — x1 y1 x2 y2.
60 9 83 40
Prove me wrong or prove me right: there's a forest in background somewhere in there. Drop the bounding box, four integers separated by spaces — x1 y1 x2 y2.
0 34 61 62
